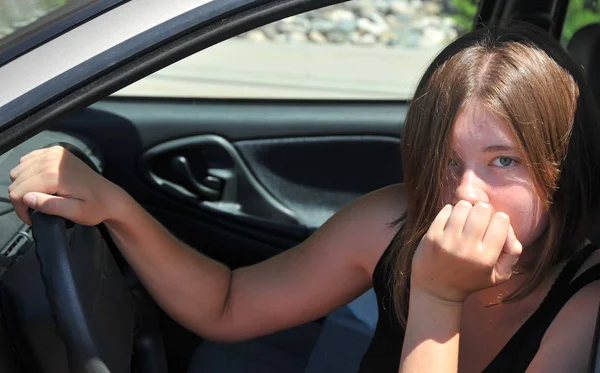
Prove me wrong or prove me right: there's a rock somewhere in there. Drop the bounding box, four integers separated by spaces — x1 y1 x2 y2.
379 30 399 45
358 5 379 18
244 0 463 49
272 33 289 43
415 15 443 28
327 8 356 23
326 31 348 44
357 33 378 45
337 18 358 33
385 14 406 29
311 18 336 32
442 16 457 29
278 15 310 33
325 8 357 33
309 30 328 43
420 26 447 48
399 28 422 48
245 30 268 42
372 0 392 13
357 11 389 35
446 27 458 41
409 0 424 12
289 31 308 43
424 2 442 14
391 0 413 16
261 24 279 40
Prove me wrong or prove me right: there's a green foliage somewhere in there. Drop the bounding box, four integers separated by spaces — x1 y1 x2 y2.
562 0 600 43
442 0 479 34
441 0 600 43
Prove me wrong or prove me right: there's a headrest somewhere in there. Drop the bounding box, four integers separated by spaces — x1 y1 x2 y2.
567 23 600 105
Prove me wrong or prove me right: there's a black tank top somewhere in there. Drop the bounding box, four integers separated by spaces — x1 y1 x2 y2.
358 241 600 372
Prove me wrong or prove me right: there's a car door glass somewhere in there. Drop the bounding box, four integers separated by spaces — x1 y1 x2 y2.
113 0 481 100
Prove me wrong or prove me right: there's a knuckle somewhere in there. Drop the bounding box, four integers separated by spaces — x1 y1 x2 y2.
8 189 19 202
41 169 60 185
494 211 510 223
423 232 435 245
456 200 473 212
456 200 472 208
43 153 60 165
474 201 490 210
438 236 452 252
37 198 53 212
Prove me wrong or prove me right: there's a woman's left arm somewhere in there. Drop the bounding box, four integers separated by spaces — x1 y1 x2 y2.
398 201 523 373
400 291 462 373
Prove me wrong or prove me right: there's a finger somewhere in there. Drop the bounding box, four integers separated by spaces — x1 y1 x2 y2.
9 173 59 207
9 153 44 182
12 199 32 226
494 225 523 281
8 149 62 226
23 192 83 223
428 204 453 234
9 161 46 193
18 145 63 163
444 200 472 234
462 202 492 243
18 148 51 164
482 212 511 261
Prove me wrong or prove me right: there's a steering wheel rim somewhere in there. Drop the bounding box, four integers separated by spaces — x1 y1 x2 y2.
31 211 115 373
28 143 137 373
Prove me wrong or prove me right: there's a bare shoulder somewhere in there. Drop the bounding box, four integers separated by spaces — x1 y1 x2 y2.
527 249 600 372
312 183 407 277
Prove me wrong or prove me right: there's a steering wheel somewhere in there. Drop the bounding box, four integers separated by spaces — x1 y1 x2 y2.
0 144 167 373
31 210 134 373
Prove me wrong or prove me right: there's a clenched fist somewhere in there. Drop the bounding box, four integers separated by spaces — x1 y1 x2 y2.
8 145 123 226
411 200 523 303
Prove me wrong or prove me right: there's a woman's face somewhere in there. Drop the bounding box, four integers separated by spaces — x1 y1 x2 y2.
443 100 548 249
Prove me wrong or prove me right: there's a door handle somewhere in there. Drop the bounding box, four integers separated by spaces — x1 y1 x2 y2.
170 156 223 201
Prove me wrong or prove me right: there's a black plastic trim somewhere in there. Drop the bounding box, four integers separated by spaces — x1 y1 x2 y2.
139 134 298 225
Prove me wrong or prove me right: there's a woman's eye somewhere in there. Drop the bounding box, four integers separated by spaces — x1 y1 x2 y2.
491 157 517 167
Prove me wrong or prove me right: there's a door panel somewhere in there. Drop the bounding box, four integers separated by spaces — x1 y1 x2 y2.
49 97 406 371
52 99 406 266
235 135 402 229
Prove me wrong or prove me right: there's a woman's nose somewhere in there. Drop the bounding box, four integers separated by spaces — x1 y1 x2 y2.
454 170 489 205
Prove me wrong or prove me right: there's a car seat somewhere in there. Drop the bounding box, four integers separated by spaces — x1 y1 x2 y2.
566 22 600 373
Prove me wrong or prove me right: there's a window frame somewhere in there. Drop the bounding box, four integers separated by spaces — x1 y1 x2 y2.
0 0 127 68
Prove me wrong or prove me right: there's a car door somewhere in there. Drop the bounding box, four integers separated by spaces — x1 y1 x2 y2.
0 0 482 371
44 1 483 371
49 0 477 269
8 0 574 371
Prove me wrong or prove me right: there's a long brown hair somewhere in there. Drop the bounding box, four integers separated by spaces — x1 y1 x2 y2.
389 22 600 326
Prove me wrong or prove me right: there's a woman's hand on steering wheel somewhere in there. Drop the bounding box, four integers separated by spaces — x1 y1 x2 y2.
8 145 121 227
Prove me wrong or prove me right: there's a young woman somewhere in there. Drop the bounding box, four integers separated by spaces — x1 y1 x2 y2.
7 21 600 372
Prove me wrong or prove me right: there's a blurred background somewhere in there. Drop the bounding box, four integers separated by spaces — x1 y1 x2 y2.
1 0 599 99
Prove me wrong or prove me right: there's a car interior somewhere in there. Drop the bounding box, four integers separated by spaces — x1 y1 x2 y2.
0 0 599 372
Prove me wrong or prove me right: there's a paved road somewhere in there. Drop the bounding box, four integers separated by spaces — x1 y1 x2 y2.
115 39 445 100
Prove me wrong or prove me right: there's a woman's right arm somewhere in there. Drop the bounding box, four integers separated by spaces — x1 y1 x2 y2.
8 146 405 342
